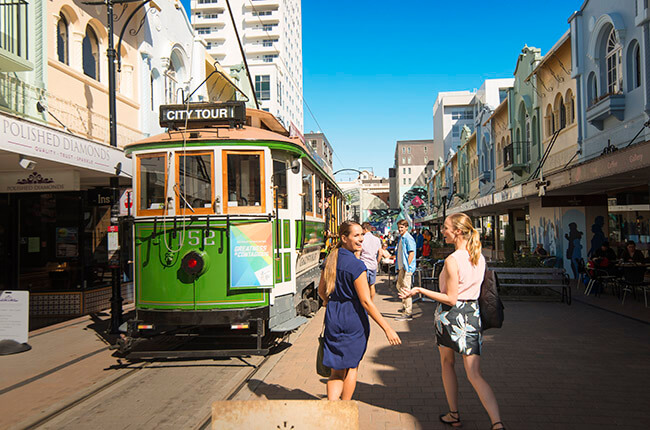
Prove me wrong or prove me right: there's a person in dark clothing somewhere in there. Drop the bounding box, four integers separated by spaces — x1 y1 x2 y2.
619 240 645 263
532 243 548 257
593 241 618 276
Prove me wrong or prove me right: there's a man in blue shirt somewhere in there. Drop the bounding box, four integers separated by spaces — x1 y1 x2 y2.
395 219 416 321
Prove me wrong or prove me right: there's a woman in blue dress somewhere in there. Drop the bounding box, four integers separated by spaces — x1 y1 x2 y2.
318 221 401 400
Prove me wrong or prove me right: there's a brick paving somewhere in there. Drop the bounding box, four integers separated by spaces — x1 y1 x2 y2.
236 274 650 429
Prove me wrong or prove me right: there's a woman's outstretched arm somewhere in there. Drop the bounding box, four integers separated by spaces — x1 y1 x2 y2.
353 272 401 345
400 255 459 306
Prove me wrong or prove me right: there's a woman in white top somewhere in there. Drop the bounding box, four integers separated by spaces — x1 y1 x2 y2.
400 213 504 429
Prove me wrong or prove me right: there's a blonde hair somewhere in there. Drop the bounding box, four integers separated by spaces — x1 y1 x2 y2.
323 221 361 297
447 213 482 266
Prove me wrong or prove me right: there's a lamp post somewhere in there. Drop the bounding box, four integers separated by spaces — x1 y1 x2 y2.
83 0 147 334
439 185 450 241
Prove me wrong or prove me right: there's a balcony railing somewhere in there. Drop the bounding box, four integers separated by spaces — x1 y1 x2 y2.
0 0 32 72
0 72 44 121
586 92 625 131
503 141 530 172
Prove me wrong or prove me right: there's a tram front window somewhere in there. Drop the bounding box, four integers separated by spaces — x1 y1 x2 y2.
227 153 262 209
178 153 213 212
139 155 166 212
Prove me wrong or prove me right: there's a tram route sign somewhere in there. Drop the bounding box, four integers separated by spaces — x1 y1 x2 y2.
159 101 246 129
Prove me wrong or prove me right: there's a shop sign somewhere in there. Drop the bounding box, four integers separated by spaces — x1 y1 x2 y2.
88 187 114 206
1 113 132 177
0 170 79 193
159 101 246 128
0 290 29 344
493 184 522 204
541 195 608 207
229 222 273 289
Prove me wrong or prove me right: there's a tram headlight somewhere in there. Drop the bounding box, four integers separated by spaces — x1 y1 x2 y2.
181 250 209 277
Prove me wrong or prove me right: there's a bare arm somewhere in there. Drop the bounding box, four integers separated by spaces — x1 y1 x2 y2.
407 251 415 267
317 272 328 306
353 272 401 345
401 256 459 306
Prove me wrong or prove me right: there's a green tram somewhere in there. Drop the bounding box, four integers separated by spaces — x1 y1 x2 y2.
121 102 343 357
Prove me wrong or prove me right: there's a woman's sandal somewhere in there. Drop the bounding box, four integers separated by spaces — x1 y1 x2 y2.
439 411 462 427
490 422 505 429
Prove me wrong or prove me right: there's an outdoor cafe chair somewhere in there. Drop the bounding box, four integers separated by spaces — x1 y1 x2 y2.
620 266 650 307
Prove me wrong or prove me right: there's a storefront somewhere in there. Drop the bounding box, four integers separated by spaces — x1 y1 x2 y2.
0 112 133 319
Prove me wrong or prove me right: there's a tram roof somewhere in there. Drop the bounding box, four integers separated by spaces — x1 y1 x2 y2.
125 109 341 191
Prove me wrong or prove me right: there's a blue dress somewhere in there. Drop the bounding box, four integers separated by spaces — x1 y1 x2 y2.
323 248 370 370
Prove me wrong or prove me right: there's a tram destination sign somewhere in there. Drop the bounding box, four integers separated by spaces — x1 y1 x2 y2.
159 101 246 129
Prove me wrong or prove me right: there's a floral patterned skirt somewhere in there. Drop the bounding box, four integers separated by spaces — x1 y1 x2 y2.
435 300 482 356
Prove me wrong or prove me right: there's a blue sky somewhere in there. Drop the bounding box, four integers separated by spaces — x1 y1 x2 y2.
181 1 581 180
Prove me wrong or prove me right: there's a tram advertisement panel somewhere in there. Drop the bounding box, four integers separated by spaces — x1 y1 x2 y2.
230 223 273 289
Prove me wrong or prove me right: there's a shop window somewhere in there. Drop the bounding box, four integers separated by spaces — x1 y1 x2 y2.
137 153 167 216
303 167 313 215
273 159 288 209
223 151 265 214
176 151 214 214
83 25 100 80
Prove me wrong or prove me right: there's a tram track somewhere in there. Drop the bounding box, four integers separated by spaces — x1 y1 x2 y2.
22 362 148 430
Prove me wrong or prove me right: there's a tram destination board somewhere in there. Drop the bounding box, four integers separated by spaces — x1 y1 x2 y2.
159 101 246 129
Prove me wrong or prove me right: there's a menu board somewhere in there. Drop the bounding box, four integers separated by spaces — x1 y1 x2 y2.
0 291 29 344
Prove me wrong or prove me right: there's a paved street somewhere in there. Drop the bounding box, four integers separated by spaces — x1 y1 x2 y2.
236 274 650 429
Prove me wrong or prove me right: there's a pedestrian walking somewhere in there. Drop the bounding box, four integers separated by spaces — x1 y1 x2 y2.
400 213 504 429
359 222 382 300
318 221 401 401
395 219 417 321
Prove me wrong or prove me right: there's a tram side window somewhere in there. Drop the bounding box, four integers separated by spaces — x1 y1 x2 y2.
178 152 213 213
315 176 323 216
303 168 313 214
227 153 262 208
273 160 288 209
139 154 166 213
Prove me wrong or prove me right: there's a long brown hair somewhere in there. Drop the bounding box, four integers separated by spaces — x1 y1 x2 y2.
323 220 360 297
447 213 482 266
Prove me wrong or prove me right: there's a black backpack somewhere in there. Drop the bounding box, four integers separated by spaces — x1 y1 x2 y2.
479 268 504 330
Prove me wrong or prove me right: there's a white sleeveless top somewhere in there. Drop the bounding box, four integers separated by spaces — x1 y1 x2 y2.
439 249 486 300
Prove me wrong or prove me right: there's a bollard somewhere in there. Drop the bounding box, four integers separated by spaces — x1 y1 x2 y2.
211 400 359 430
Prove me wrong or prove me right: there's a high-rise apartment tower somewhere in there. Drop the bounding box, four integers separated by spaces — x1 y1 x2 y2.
191 0 304 132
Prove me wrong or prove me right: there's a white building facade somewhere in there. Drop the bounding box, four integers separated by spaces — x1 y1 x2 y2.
432 91 475 169
190 0 303 131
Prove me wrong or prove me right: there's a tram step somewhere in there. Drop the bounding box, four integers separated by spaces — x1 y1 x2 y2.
270 316 308 333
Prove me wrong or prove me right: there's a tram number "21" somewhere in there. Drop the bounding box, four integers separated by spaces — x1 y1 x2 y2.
187 230 218 246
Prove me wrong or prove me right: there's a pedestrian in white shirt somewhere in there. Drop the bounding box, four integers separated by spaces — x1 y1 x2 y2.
359 222 382 300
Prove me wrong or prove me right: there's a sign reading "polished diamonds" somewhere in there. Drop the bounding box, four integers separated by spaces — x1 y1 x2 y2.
159 101 246 129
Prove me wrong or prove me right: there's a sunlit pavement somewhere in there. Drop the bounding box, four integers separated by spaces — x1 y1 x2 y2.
235 274 650 429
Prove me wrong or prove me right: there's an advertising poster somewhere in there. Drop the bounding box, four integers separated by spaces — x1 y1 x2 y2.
0 291 29 344
230 223 273 289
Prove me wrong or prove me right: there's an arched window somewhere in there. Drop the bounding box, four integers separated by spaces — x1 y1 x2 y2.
627 40 641 91
545 104 553 136
558 96 566 129
565 89 575 124
57 13 69 65
82 25 100 80
587 72 598 105
606 27 622 94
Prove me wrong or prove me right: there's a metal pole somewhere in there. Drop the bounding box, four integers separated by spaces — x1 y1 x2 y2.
107 0 123 334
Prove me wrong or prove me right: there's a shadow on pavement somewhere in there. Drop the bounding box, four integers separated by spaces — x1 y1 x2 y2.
247 379 322 400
